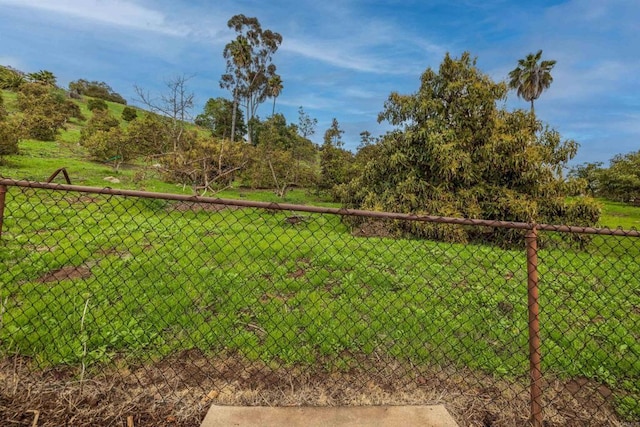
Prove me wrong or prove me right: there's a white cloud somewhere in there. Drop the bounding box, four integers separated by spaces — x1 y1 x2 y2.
0 0 188 36
282 38 388 74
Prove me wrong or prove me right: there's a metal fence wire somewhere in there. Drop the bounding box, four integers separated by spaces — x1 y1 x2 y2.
0 179 638 427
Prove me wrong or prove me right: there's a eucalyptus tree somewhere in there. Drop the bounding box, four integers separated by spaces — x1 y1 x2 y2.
220 14 282 144
508 50 556 115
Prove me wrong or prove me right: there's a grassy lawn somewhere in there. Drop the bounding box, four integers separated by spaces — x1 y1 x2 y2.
0 184 638 419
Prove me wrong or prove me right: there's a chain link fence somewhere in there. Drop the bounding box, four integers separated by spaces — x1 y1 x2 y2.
0 179 638 426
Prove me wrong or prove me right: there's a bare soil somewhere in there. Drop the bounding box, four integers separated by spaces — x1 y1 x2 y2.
36 266 92 283
0 351 625 427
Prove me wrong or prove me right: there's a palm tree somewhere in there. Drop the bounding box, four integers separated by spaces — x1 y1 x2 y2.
508 50 556 116
27 70 57 87
224 37 251 142
268 74 283 115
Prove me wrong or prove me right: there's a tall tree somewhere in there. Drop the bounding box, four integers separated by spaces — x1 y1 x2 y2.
220 14 282 144
297 106 317 140
319 118 352 193
508 50 556 115
268 74 283 115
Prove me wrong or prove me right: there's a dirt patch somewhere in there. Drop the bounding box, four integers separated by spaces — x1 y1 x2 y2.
36 266 92 283
351 221 395 238
0 352 626 427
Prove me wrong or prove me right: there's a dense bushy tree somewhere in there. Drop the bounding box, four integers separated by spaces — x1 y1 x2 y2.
195 97 246 140
220 14 282 144
0 93 20 157
124 113 170 155
16 83 71 140
243 114 317 196
87 98 108 112
83 127 131 169
121 106 138 121
568 162 604 196
80 109 120 144
340 52 598 245
598 151 640 203
319 118 353 194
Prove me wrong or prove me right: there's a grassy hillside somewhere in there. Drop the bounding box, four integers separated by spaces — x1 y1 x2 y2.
0 89 332 205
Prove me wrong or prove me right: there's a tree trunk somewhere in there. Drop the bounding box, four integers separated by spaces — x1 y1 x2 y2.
231 88 237 143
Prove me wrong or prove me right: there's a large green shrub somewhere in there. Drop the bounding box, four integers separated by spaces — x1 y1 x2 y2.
121 106 137 122
87 98 108 112
80 109 119 144
0 92 19 157
16 83 70 141
340 52 600 245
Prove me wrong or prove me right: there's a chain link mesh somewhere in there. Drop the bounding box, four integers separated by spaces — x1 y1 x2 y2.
0 182 638 426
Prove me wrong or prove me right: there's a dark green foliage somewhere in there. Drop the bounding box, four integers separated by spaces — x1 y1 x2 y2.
568 162 605 196
570 153 640 204
340 52 599 245
26 70 57 87
195 97 245 140
87 98 109 112
63 100 85 121
319 118 353 194
242 114 318 195
121 106 138 122
69 79 127 104
599 151 640 203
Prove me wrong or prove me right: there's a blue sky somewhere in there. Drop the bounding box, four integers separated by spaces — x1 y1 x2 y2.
0 0 638 164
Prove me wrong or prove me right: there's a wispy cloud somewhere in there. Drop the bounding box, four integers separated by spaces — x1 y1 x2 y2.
0 0 188 36
282 38 388 74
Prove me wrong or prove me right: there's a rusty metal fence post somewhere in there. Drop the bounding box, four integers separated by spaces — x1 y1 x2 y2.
0 184 6 240
526 227 543 427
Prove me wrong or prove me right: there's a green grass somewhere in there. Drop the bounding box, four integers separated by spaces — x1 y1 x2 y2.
599 199 640 230
0 187 638 419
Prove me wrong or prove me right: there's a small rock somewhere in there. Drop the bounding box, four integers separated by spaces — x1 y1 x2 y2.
103 176 120 183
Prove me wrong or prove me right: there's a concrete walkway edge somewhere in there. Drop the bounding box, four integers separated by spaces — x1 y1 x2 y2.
201 405 459 427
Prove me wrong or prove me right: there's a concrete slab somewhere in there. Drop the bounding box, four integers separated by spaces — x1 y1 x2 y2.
201 405 459 427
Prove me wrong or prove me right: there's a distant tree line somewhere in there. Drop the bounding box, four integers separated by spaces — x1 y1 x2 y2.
570 153 640 204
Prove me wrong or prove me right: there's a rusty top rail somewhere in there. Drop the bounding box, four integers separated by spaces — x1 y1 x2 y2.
1 178 639 237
